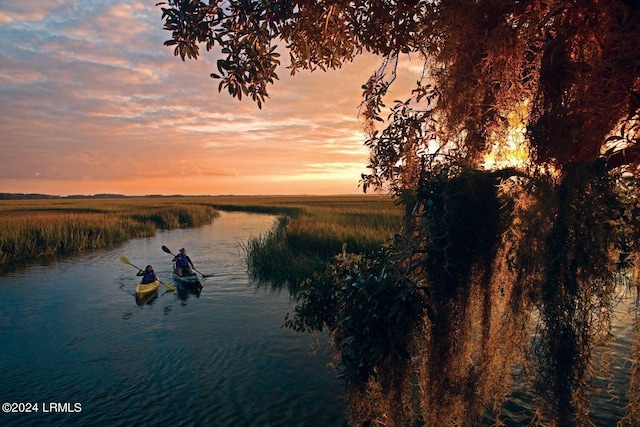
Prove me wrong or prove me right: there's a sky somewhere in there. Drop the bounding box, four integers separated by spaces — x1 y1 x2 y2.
0 1 420 196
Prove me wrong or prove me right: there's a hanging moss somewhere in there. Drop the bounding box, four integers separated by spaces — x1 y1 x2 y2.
281 162 638 425
521 161 621 425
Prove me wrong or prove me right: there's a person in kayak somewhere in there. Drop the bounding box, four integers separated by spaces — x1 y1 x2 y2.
137 265 157 284
173 248 195 277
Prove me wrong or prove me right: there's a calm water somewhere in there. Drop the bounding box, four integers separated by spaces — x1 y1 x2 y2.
0 211 638 426
0 212 346 427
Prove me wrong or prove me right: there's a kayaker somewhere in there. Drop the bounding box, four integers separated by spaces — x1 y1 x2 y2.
173 248 195 277
137 265 157 284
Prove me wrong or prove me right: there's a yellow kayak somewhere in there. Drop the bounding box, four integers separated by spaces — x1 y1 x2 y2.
135 279 160 295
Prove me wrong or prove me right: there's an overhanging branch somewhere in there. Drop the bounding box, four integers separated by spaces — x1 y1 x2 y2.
605 143 640 171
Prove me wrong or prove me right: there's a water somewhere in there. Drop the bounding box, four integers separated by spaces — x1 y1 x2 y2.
493 293 638 426
0 212 346 427
1 210 638 426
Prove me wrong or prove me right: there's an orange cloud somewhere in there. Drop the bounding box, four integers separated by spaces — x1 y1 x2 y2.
0 1 416 196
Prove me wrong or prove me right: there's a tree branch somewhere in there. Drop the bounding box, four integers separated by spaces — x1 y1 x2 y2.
605 144 640 171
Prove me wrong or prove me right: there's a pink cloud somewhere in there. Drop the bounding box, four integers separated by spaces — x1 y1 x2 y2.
0 1 413 196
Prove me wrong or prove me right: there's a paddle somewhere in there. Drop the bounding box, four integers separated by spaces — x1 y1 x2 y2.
161 245 212 278
119 255 176 292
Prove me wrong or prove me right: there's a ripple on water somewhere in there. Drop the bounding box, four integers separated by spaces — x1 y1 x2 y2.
0 213 345 427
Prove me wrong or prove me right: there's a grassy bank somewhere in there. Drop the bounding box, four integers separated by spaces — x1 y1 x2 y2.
0 197 219 267
0 195 402 281
235 195 403 291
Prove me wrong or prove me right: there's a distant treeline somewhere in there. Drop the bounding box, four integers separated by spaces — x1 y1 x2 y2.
0 193 64 200
0 193 213 200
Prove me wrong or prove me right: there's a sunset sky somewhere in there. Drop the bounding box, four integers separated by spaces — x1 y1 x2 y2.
0 1 419 196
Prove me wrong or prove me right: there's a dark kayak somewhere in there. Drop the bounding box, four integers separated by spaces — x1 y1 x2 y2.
172 269 200 286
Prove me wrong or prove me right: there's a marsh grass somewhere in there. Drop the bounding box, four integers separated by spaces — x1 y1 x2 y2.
0 195 398 275
0 198 219 267
242 196 403 292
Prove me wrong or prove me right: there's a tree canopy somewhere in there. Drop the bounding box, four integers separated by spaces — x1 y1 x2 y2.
159 1 640 425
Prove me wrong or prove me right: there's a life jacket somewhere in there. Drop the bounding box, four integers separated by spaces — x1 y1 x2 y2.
141 271 156 284
175 253 190 267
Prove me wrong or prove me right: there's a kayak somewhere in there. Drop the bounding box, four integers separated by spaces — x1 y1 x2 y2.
135 279 160 295
172 269 200 286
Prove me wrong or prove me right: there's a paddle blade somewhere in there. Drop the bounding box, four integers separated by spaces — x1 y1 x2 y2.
161 245 173 255
120 255 141 271
158 280 178 292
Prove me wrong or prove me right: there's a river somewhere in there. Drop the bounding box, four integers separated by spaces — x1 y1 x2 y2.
1 211 638 426
0 211 346 427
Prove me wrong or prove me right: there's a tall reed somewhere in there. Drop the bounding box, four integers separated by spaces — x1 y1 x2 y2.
0 195 397 276
0 199 219 267
245 200 402 292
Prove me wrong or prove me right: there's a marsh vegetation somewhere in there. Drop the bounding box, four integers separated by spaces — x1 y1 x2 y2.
0 197 219 267
243 196 402 292
0 195 399 273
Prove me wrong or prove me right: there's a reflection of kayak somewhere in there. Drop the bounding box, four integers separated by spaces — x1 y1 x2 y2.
173 269 200 286
177 281 203 300
135 279 160 295
135 291 158 306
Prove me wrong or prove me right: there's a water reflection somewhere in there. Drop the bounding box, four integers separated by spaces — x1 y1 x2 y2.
135 291 159 306
0 212 346 427
176 281 203 303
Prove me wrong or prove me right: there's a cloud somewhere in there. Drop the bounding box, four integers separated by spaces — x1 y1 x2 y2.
0 0 399 196
0 1 57 23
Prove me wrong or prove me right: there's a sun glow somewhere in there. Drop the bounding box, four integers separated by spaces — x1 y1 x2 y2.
483 101 531 170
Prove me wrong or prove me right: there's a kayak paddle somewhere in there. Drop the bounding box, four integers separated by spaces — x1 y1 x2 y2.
119 255 176 292
161 245 212 278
